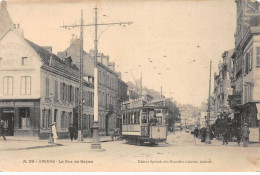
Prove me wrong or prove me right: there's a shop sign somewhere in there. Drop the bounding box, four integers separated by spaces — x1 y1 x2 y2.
15 102 34 106
3 109 15 113
0 101 14 106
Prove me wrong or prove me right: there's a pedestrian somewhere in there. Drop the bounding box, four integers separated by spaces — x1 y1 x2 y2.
236 127 241 146
68 124 75 141
222 128 229 145
50 122 58 144
0 120 7 141
194 127 199 138
241 123 250 147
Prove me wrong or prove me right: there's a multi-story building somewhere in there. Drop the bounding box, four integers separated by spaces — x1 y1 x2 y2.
213 50 233 120
0 1 94 139
228 0 260 142
57 37 128 135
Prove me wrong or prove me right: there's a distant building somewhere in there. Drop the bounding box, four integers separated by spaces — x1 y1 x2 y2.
213 50 233 121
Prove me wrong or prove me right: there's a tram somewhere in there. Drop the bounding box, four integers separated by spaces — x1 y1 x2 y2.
121 97 168 145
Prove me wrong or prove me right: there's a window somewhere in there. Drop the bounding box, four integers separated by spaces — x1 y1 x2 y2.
21 57 27 65
42 109 51 129
61 111 66 128
64 84 67 101
256 47 260 66
3 76 13 95
250 49 253 70
54 109 58 123
68 85 71 102
46 78 49 97
21 76 31 95
19 108 30 129
54 80 58 100
61 111 69 129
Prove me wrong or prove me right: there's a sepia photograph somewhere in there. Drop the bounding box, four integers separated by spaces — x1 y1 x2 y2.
0 0 260 172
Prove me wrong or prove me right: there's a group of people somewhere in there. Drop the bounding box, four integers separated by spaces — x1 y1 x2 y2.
193 123 250 147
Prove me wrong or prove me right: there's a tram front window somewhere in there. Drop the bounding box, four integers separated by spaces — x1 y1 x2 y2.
141 115 147 123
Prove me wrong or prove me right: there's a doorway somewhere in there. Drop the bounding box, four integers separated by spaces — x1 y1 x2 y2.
2 108 15 136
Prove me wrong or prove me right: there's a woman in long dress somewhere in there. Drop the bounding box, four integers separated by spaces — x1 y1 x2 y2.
51 122 58 144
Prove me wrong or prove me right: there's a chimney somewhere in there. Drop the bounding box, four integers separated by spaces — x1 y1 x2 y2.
1 0 7 8
42 46 53 53
109 62 115 71
64 56 72 66
14 23 24 37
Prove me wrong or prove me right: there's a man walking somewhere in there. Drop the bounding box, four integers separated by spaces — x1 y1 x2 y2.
0 120 7 141
68 124 75 141
241 123 250 147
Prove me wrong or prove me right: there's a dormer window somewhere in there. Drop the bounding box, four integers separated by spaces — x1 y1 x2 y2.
22 57 27 65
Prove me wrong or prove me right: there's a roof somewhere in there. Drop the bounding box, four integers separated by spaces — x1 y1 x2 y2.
24 38 79 71
0 1 13 39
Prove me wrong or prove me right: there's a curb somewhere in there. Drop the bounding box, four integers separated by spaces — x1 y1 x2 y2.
0 143 63 151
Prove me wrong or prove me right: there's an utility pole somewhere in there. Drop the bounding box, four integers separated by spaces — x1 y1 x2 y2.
205 60 212 144
78 10 84 141
61 7 132 149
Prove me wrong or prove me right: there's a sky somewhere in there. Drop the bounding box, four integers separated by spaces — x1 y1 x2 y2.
4 0 236 107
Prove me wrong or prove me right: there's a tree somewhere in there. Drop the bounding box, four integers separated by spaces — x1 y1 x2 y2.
165 98 180 131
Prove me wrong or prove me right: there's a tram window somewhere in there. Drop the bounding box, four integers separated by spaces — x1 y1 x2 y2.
141 114 147 123
135 111 140 124
122 113 126 124
157 117 162 124
131 113 135 124
127 113 130 124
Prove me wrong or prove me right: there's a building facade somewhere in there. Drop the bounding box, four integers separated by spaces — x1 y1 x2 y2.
57 37 128 135
228 0 260 142
213 50 233 120
0 1 94 139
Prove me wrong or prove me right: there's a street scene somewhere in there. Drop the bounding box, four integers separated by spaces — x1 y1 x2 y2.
0 0 260 172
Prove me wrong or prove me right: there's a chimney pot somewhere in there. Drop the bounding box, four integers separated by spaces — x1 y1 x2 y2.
1 0 7 8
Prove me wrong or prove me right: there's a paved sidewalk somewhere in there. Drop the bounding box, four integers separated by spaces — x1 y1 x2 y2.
0 135 113 151
194 137 260 147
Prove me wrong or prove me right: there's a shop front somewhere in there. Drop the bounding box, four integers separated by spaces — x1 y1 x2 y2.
0 100 40 138
241 103 260 143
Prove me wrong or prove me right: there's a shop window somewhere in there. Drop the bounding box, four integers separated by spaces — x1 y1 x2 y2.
19 108 30 129
61 111 69 129
3 76 13 95
256 47 260 66
41 109 51 129
21 76 31 95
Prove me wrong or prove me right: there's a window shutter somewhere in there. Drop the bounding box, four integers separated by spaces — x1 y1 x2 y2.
63 84 68 101
60 82 63 101
71 86 74 102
